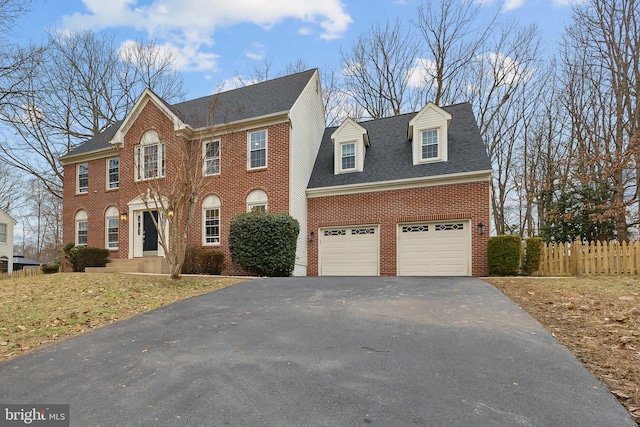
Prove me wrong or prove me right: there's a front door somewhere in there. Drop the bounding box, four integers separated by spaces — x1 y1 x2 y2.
143 211 159 255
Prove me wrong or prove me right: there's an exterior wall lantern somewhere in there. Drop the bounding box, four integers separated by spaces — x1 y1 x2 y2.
120 212 128 222
477 222 485 235
167 207 175 219
309 231 315 243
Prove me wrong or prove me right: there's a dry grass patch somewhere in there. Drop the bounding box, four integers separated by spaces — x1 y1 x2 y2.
485 276 640 425
0 273 246 362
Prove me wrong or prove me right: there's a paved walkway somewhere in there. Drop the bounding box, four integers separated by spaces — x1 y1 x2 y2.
0 277 635 426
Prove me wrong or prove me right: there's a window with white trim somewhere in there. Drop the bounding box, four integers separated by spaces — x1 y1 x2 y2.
107 158 119 189
105 206 119 249
0 223 6 243
135 130 165 180
76 210 88 247
203 140 220 176
77 163 88 193
248 130 267 169
341 142 356 170
202 195 221 245
246 189 268 212
421 129 439 160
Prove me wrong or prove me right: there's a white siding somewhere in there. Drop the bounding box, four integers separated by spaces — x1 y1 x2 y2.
288 70 326 276
331 119 367 173
0 209 16 273
410 103 451 165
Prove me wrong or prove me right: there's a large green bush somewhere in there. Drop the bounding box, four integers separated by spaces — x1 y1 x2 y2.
181 246 225 275
229 211 299 276
522 237 543 275
487 235 522 276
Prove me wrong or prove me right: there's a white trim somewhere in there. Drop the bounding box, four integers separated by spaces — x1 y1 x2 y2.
306 170 492 198
106 157 120 190
202 195 221 246
247 129 268 170
338 141 357 173
203 139 221 176
76 163 89 194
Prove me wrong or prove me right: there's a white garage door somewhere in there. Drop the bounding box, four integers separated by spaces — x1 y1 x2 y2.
397 221 470 276
319 226 379 276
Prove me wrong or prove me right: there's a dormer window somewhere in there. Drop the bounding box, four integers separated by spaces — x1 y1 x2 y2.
341 142 356 170
409 102 451 165
421 129 439 160
332 118 369 175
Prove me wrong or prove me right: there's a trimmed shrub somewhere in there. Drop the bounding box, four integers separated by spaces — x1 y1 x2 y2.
181 246 225 275
229 211 300 276
63 242 78 271
487 235 522 276
522 237 543 275
42 263 60 274
74 247 110 272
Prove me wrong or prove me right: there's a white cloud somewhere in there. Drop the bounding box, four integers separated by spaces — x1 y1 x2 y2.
502 0 526 11
62 0 352 71
406 58 436 89
244 43 265 61
298 27 312 36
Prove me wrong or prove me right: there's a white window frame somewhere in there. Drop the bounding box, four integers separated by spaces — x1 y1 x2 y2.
0 223 6 244
105 206 119 250
246 190 268 213
202 195 221 246
107 157 120 189
203 139 221 176
421 129 439 161
248 129 267 170
135 131 165 181
76 210 88 247
340 142 356 171
77 163 89 194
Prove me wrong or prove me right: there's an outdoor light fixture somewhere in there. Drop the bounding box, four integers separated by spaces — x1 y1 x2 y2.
309 231 315 243
167 207 175 219
120 212 128 222
477 222 485 235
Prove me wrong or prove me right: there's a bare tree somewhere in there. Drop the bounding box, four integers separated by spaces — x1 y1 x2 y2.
562 0 640 241
0 161 25 212
341 18 421 118
0 30 185 199
414 0 497 106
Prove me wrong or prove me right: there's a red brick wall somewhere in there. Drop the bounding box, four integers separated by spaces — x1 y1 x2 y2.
306 181 491 276
63 100 291 274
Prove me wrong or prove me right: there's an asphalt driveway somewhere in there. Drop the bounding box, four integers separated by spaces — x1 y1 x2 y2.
0 277 634 426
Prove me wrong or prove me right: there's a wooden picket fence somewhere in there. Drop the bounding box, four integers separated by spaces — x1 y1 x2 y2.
0 266 43 281
540 240 640 276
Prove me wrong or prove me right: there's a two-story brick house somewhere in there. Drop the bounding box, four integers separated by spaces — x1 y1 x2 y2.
60 69 492 276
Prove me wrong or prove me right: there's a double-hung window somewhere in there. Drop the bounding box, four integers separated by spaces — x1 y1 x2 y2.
0 223 6 244
77 163 89 193
76 210 88 246
204 140 220 176
341 142 356 170
136 131 165 180
421 129 439 160
105 206 119 249
202 195 221 245
248 130 267 169
107 158 120 189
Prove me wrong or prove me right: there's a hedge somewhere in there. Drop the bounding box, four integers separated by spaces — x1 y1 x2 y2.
487 235 522 276
229 211 299 276
522 237 543 275
181 246 225 275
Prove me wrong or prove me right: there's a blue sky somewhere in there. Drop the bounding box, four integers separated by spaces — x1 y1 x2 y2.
14 0 578 100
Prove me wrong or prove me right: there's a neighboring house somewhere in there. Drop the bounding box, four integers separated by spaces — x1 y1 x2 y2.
0 208 17 273
60 69 491 277
13 255 41 271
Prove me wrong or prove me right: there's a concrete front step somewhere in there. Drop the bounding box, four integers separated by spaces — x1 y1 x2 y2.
86 257 169 274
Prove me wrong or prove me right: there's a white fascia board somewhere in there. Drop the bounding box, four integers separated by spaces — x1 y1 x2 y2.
59 146 119 165
306 169 492 198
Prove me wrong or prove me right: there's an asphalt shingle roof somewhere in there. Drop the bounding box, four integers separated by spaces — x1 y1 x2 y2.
63 69 317 158
307 102 492 189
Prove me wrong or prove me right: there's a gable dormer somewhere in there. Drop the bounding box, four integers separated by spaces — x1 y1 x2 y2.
331 118 369 174
408 102 452 165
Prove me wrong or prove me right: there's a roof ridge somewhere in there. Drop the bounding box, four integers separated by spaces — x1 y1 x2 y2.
170 68 317 109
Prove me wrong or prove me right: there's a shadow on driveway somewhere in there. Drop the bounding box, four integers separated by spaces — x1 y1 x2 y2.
0 277 635 426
